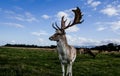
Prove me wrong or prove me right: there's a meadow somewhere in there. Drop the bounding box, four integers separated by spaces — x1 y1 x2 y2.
0 47 120 76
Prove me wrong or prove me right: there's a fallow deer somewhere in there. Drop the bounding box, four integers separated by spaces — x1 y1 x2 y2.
49 7 84 76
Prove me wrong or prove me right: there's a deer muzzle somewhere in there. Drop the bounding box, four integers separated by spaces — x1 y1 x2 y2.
49 37 52 40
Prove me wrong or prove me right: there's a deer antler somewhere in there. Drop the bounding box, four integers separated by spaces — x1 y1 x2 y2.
61 16 67 29
62 7 84 30
52 22 61 30
52 23 57 30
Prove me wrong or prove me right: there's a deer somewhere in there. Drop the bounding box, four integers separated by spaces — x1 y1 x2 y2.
49 7 84 76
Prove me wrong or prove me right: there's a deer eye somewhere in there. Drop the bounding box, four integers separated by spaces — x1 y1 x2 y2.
56 33 61 35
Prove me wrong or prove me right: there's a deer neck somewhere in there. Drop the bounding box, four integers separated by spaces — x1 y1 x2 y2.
57 35 69 54
57 35 68 46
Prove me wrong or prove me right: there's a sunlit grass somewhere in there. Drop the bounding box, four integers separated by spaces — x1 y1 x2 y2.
0 47 120 76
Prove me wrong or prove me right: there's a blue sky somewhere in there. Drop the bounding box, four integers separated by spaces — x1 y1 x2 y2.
0 0 120 46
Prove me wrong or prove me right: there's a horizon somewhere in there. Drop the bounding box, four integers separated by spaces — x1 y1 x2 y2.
0 0 120 46
2 43 119 49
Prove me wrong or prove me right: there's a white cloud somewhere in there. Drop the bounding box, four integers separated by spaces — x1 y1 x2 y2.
12 16 24 21
56 10 72 24
97 27 106 31
37 38 52 46
110 21 120 31
31 31 48 36
4 10 15 14
1 8 39 22
2 22 24 28
57 11 69 18
38 38 44 42
66 34 120 46
87 0 93 4
100 4 120 16
66 35 100 46
95 21 120 35
24 12 39 22
96 21 120 31
87 0 101 9
14 6 23 10
66 25 79 32
11 40 16 44
90 1 101 7
101 39 120 45
41 14 50 19
100 6 118 16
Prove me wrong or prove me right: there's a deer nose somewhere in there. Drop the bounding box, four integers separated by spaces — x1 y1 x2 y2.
49 37 52 40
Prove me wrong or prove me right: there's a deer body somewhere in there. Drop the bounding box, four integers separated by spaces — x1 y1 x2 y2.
57 37 76 64
56 35 76 76
49 7 83 76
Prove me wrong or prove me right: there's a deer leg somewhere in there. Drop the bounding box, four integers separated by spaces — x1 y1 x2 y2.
66 64 70 76
66 62 72 76
70 63 73 76
68 62 72 76
61 63 65 76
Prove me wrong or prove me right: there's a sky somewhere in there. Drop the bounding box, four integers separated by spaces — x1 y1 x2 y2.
0 0 120 46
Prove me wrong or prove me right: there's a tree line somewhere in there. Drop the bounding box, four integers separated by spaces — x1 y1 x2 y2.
91 43 120 52
4 43 120 52
4 44 56 49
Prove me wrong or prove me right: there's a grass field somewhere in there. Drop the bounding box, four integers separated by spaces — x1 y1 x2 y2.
0 47 120 76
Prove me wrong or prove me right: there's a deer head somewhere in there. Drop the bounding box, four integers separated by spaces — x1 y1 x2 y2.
49 7 84 41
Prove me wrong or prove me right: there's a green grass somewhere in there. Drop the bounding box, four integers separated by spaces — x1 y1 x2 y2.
0 47 120 76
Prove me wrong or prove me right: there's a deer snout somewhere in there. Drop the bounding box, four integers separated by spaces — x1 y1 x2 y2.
49 37 53 40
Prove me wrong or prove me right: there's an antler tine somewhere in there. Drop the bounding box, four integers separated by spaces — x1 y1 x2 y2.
61 16 67 29
52 23 57 30
55 22 61 30
63 7 84 29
